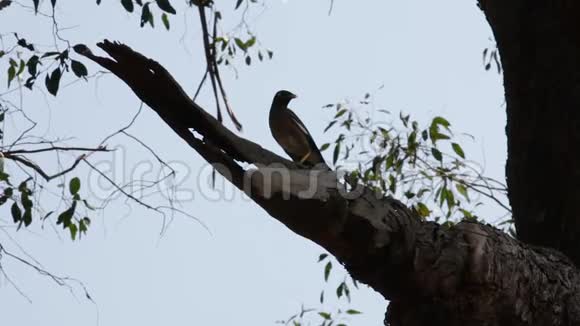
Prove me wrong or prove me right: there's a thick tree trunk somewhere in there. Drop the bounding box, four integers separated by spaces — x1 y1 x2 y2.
481 0 580 265
75 0 580 318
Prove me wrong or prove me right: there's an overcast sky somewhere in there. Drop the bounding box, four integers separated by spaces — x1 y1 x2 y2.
0 1 505 325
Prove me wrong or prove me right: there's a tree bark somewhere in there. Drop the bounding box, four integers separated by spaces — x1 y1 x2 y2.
75 22 580 324
481 0 580 266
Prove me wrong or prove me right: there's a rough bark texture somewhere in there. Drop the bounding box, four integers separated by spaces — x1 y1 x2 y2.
74 4 580 320
481 0 580 265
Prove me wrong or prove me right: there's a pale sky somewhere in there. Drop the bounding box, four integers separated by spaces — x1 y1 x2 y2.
0 1 505 325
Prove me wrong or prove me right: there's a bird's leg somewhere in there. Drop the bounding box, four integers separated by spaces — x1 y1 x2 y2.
299 151 312 164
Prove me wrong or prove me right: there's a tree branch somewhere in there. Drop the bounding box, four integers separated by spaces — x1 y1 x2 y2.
4 152 84 182
75 40 580 326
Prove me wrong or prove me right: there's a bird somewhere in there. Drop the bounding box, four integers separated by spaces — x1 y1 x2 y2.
269 90 328 169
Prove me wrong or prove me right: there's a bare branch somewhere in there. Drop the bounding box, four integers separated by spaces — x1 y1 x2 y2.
3 152 85 181
4 146 109 155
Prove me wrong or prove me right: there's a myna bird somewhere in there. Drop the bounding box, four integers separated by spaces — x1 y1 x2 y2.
269 90 328 169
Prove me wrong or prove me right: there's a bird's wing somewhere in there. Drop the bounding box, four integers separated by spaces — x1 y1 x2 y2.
286 109 327 167
286 108 314 138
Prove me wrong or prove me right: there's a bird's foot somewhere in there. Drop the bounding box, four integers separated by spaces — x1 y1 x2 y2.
298 151 312 164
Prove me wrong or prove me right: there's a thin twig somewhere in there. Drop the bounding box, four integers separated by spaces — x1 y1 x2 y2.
4 146 109 155
193 68 209 101
83 158 158 211
198 6 223 123
211 12 242 131
328 0 334 15
4 153 85 181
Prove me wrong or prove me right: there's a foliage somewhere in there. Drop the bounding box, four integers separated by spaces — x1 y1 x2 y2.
276 253 363 326
0 0 274 241
321 93 509 223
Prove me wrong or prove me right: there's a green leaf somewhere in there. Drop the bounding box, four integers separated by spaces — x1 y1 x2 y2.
432 116 451 129
24 76 36 90
156 0 176 14
399 112 410 127
388 174 396 193
18 181 29 194
69 177 81 195
431 147 442 161
33 0 39 13
23 208 32 226
451 142 465 158
71 60 88 78
121 0 134 12
245 36 256 48
16 59 26 76
41 51 60 58
7 65 15 87
79 217 89 235
456 183 469 200
57 49 69 64
324 120 337 133
21 193 33 209
415 202 430 218
318 253 328 262
43 211 54 220
460 209 475 220
235 38 246 51
319 143 330 152
430 130 450 143
69 222 78 240
429 116 452 144
11 202 21 223
0 171 10 182
161 13 170 30
332 143 340 165
346 309 361 315
445 188 455 209
17 38 35 51
267 50 274 59
140 3 154 27
27 55 40 77
57 202 77 228
245 55 251 65
45 67 62 96
334 109 347 118
336 282 344 298
318 312 331 320
235 0 243 9
324 261 332 281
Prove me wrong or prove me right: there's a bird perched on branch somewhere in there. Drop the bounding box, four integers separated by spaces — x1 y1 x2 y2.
269 90 328 169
